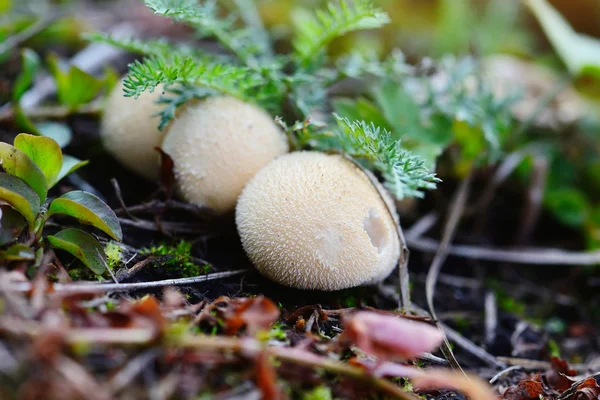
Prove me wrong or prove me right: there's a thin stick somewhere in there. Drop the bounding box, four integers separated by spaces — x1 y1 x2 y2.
406 237 600 266
425 172 473 374
9 270 245 294
412 305 503 368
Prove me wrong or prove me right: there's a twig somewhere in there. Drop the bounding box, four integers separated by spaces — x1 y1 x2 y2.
424 172 473 374
484 291 497 347
9 270 245 293
108 350 160 394
516 155 548 244
406 237 600 266
412 304 504 369
98 249 119 284
111 178 137 221
114 199 217 219
118 218 210 235
488 365 523 384
405 212 438 240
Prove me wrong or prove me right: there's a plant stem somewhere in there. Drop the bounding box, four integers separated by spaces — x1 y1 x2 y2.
0 101 103 123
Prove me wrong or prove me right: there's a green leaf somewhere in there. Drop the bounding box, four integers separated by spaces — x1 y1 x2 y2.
292 0 390 67
37 122 72 148
0 206 26 246
0 0 12 13
332 97 391 131
526 0 600 76
373 82 453 146
47 191 122 241
0 243 35 262
47 228 107 275
123 55 264 101
0 142 47 203
13 105 41 135
0 173 40 227
54 155 89 185
142 0 265 67
14 133 63 187
13 49 40 103
333 115 439 199
544 188 590 227
47 53 104 109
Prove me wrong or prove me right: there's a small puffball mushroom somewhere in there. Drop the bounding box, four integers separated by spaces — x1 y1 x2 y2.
100 80 166 180
236 151 401 291
161 96 289 214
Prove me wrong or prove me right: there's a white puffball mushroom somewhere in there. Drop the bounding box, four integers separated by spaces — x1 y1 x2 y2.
236 151 402 291
161 96 289 214
100 80 166 180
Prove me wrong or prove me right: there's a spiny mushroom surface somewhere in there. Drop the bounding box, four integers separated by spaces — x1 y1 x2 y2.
236 151 401 291
100 80 166 180
161 96 289 214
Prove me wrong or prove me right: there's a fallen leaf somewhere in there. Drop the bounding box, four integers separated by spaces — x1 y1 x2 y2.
342 311 443 360
574 378 600 400
502 379 547 400
546 357 577 392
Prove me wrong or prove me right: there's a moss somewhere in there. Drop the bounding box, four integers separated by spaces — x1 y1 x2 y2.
104 241 123 269
140 240 210 277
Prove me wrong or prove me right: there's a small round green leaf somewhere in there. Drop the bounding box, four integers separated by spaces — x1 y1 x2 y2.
47 190 122 241
0 142 47 203
46 228 107 275
0 173 40 227
38 122 73 149
55 155 89 186
0 243 35 262
14 133 63 188
0 206 26 246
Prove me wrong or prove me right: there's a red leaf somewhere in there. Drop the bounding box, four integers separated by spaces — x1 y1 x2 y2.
574 378 600 400
197 296 280 336
547 357 577 392
502 380 547 400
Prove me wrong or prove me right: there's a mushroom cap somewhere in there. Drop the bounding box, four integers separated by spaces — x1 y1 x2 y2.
236 151 401 291
100 80 166 180
161 96 289 214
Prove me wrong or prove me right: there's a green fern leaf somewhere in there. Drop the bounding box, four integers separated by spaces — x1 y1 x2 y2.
122 55 263 100
143 0 264 67
334 115 439 199
292 0 390 67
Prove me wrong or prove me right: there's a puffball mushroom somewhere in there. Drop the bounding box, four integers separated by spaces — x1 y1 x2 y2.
100 80 166 180
161 96 289 214
236 151 401 291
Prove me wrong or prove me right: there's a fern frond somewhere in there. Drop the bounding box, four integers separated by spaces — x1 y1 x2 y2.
335 50 411 81
334 115 439 199
122 55 263 101
85 32 218 61
143 0 264 67
154 85 215 131
292 0 390 67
